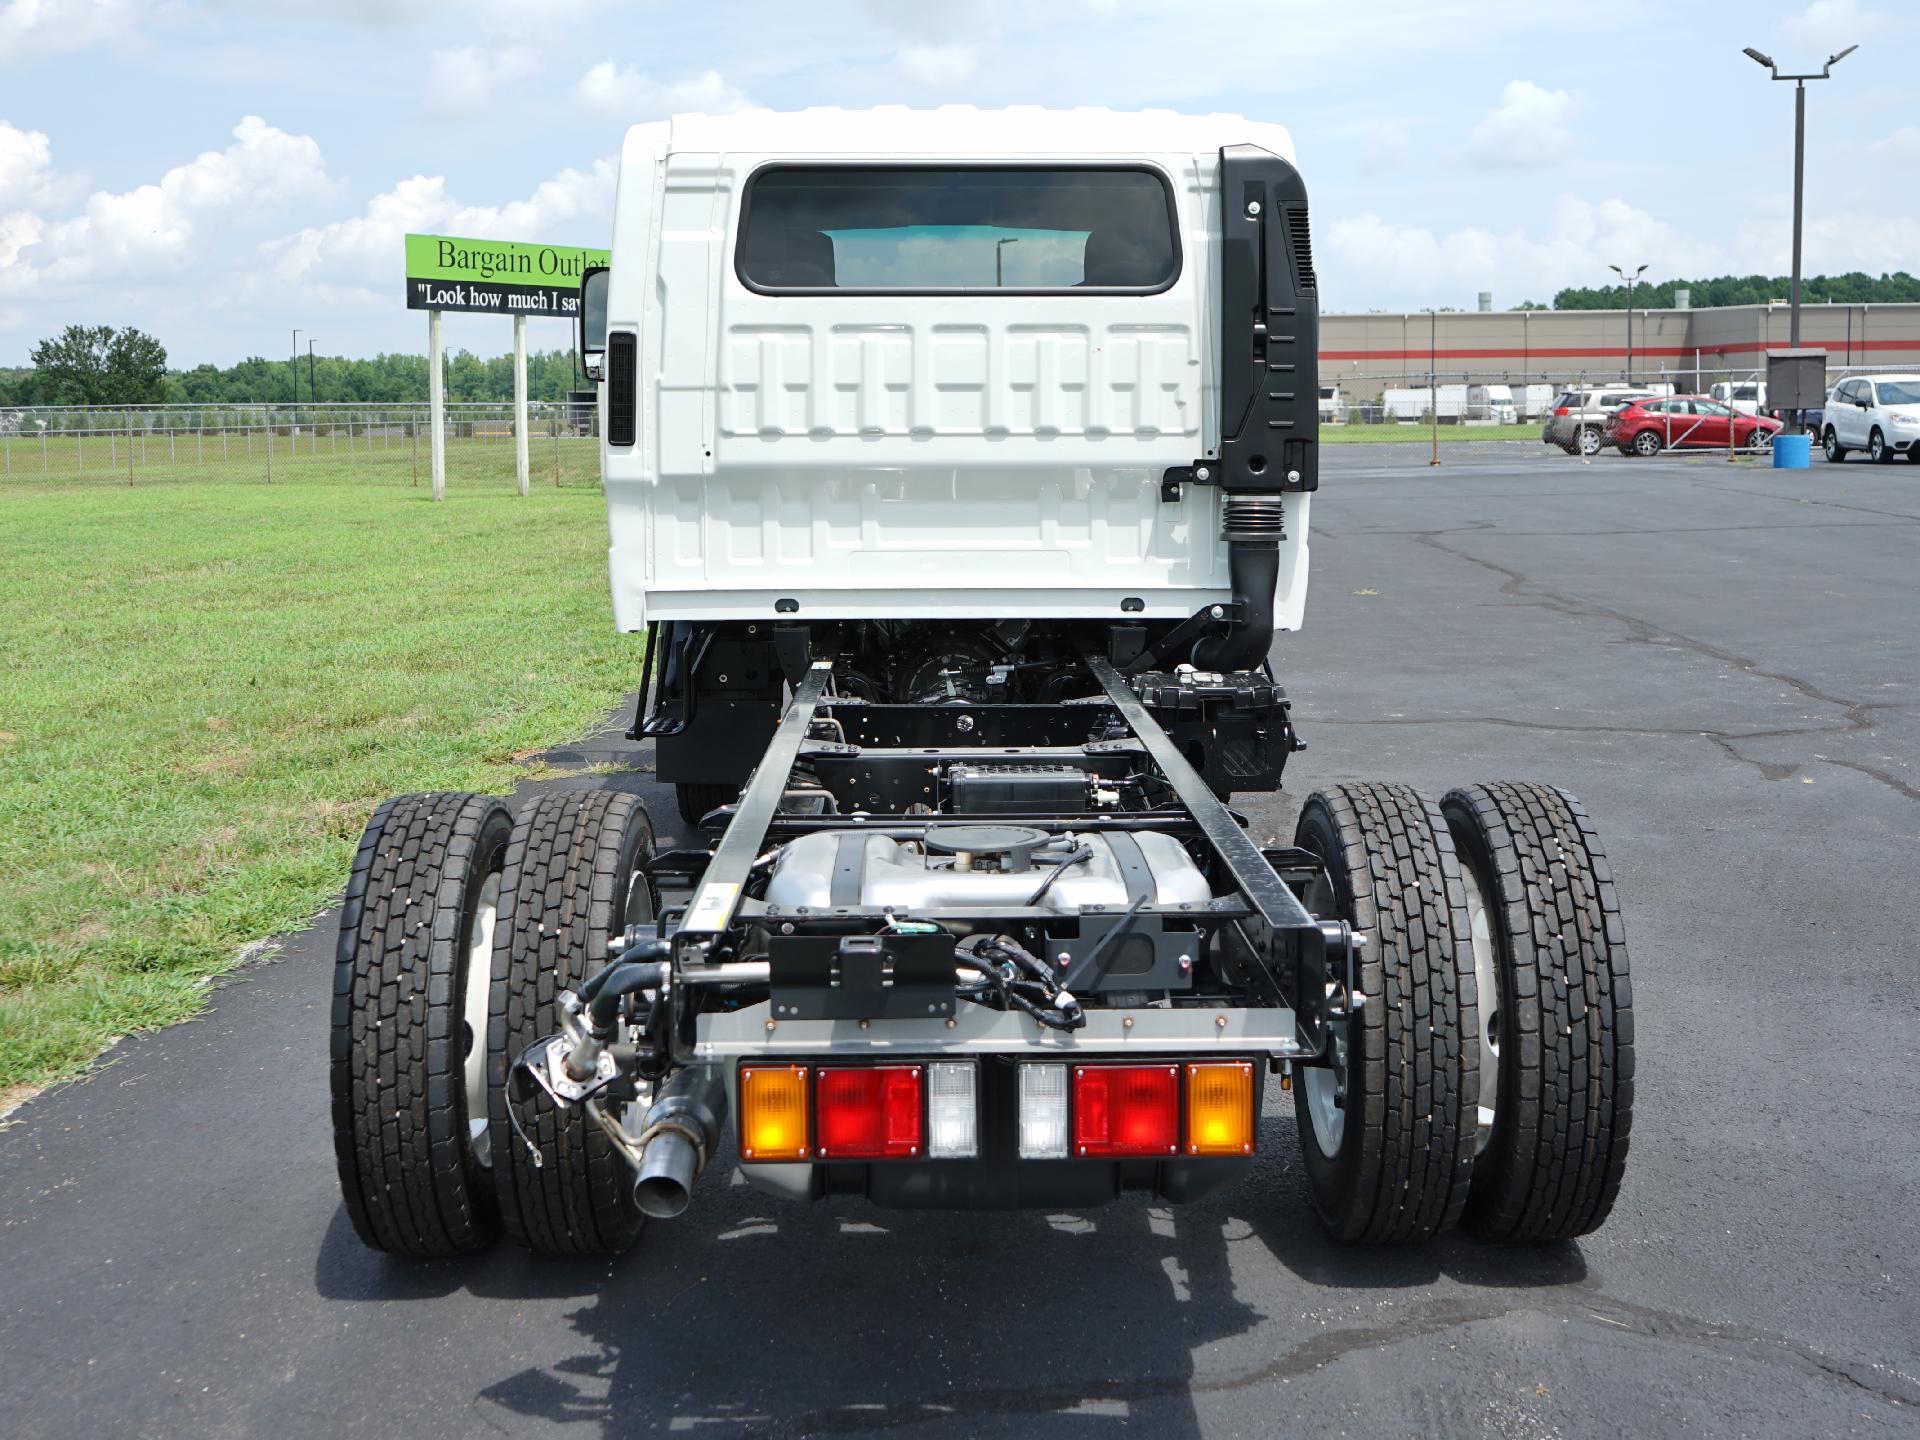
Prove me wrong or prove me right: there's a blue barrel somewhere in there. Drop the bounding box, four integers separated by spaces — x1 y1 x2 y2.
1772 432 1811 469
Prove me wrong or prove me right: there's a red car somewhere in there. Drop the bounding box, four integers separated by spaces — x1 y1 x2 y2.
1608 396 1782 456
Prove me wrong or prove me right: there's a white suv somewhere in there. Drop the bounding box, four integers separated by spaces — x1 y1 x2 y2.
1822 375 1920 463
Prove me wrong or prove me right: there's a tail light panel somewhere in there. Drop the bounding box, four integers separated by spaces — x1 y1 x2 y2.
738 1056 1258 1164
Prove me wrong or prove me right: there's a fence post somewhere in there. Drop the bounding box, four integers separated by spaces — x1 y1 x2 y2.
411 417 418 487
127 407 135 485
3 432 9 478
169 429 176 463
44 428 50 473
552 416 561 486
266 410 274 483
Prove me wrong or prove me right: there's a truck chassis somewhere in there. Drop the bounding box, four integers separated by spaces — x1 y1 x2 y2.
332 643 1633 1255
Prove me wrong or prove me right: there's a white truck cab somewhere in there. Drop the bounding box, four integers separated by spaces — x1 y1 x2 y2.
590 108 1311 633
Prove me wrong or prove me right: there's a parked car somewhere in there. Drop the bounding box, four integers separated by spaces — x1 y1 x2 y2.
1542 384 1658 455
1606 396 1782 456
1821 374 1920 463
1709 380 1767 416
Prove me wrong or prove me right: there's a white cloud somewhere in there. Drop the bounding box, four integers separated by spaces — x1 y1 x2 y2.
0 0 151 64
573 61 754 118
1465 80 1580 170
4 116 329 289
270 157 617 299
0 210 43 266
1323 197 1719 309
0 121 56 209
427 45 540 111
894 43 978 87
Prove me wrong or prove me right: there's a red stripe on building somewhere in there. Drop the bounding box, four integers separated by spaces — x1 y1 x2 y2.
1321 338 1920 363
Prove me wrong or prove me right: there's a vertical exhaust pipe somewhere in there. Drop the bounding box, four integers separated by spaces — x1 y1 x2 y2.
632 1064 728 1220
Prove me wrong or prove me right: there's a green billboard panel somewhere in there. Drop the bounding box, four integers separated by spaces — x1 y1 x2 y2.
404 233 610 317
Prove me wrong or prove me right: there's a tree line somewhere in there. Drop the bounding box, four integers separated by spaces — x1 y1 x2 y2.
1552 271 1920 311
0 325 591 409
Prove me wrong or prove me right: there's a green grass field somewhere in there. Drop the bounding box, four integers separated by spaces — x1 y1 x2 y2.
0 447 629 1097
1322 422 1541 443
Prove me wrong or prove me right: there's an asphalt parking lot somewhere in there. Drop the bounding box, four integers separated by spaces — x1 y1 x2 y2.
3 441 1917 1438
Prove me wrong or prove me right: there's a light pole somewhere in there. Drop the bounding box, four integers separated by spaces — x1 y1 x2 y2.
995 236 1019 287
1743 42 1857 351
307 339 318 410
1609 263 1647 384
291 329 301 409
1427 307 1440 467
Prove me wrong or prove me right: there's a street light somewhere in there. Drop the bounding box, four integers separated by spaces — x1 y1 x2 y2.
995 236 1019 287
1609 263 1648 384
307 339 318 410
1743 41 1858 351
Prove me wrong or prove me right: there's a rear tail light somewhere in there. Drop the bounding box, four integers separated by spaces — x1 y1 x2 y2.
1018 1063 1070 1158
1185 1062 1256 1155
1072 1064 1179 1158
817 1065 923 1159
739 1064 811 1161
925 1061 979 1159
1554 406 1570 416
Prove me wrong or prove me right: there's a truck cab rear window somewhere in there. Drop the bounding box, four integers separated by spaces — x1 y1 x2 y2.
737 166 1179 293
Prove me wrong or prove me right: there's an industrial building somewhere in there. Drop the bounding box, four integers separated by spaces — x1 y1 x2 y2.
1321 302 1920 399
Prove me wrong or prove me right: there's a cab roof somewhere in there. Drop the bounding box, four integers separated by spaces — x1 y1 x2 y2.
625 106 1297 162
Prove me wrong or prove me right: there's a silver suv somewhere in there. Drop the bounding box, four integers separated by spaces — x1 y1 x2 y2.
1543 385 1657 455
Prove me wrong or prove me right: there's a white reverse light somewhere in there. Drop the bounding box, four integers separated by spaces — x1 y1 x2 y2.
1018 1063 1069 1159
926 1062 978 1159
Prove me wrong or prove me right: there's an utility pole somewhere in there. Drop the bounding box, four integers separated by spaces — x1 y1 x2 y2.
1609 263 1647 383
307 339 318 413
292 329 301 409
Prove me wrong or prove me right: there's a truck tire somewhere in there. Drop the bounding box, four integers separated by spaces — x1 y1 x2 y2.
330 792 512 1256
1292 783 1479 1243
1441 783 1633 1243
488 789 659 1255
676 782 736 827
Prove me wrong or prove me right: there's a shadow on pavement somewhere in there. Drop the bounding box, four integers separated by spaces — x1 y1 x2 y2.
314 1106 1586 1438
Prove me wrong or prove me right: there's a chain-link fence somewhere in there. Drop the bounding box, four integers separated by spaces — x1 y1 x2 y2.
1319 363 1916 428
0 401 602 487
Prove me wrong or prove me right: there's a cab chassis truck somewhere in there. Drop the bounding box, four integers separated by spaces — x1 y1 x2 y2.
332 111 1633 1257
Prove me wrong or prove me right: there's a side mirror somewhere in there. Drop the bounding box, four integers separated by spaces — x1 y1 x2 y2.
577 265 610 381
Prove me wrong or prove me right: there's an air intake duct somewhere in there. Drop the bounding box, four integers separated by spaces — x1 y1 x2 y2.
1193 495 1283 672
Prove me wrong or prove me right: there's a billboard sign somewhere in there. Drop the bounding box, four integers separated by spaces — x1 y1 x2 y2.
404 233 610 317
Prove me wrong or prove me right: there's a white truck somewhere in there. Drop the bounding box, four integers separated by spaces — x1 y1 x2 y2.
330 109 1634 1259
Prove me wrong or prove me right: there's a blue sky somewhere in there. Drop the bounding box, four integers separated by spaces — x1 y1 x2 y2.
1 0 1914 366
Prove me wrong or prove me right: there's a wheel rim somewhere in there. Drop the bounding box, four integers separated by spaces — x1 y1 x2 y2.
1825 431 1838 459
1871 433 1884 460
461 871 499 1168
1459 859 1501 1154
1749 429 1773 451
1634 432 1658 455
1301 869 1348 1157
1580 429 1601 455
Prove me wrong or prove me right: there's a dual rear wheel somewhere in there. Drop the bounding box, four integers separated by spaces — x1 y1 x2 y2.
331 789 659 1257
1292 780 1633 1244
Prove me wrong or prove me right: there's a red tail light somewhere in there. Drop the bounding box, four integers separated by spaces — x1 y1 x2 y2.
1554 406 1570 416
1072 1064 1179 1157
816 1065 923 1159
